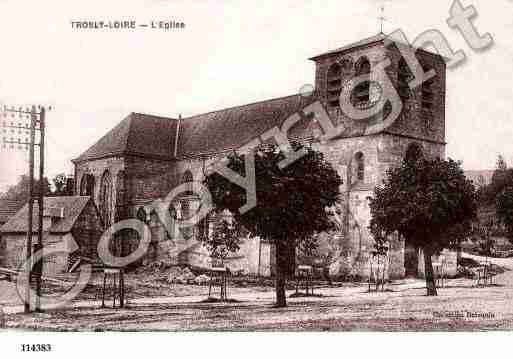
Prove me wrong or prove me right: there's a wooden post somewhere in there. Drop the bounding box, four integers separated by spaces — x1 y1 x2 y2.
101 272 107 308
23 105 37 314
368 260 373 293
208 273 212 297
35 107 45 312
119 268 125 308
112 274 117 308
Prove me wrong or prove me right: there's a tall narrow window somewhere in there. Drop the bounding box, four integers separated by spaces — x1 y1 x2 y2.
99 171 113 228
398 58 411 101
355 152 364 182
137 207 147 223
405 143 423 162
354 57 371 103
327 63 342 108
115 170 127 222
181 170 194 195
421 62 435 115
179 170 195 240
80 174 95 197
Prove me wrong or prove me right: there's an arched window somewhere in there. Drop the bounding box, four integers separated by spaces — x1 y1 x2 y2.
181 170 194 195
115 170 126 222
405 143 423 162
179 199 194 240
420 61 435 116
398 58 411 100
340 58 352 73
136 207 147 223
99 171 113 228
355 152 364 181
80 174 95 197
327 63 342 108
167 205 177 238
354 57 371 103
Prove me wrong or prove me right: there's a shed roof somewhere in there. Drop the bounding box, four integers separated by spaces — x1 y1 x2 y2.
0 196 92 234
0 199 24 224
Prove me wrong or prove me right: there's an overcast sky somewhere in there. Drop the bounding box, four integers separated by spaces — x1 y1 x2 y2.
0 0 512 192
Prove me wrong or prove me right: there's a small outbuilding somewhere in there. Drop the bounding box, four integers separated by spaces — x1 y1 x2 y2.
0 196 103 275
0 199 24 227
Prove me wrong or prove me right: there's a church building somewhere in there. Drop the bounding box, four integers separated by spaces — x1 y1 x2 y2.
72 33 452 279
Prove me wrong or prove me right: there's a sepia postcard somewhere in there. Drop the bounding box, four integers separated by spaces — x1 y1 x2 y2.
0 0 511 357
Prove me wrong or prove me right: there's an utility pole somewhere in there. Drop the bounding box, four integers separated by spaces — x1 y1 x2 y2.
26 106 36 313
1 104 50 313
35 107 45 312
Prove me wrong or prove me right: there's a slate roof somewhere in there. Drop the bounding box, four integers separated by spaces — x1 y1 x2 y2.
74 93 318 162
0 196 91 234
0 199 24 224
74 113 178 162
177 94 318 157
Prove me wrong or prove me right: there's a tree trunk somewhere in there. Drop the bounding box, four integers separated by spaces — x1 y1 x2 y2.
456 245 462 266
423 247 438 296
274 239 288 307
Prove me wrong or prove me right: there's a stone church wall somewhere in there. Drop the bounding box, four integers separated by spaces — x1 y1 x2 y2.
73 132 445 280
72 37 447 280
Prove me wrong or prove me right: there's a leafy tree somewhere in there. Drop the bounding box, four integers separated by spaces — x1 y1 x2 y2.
204 216 243 263
52 173 68 196
474 219 496 258
1 175 51 201
496 155 507 172
369 149 477 296
297 230 343 285
496 185 513 240
480 155 513 204
204 142 342 307
202 217 244 301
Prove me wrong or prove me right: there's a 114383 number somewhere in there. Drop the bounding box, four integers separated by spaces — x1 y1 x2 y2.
21 344 52 352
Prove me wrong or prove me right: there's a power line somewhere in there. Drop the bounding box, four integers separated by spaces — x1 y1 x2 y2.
1 104 50 314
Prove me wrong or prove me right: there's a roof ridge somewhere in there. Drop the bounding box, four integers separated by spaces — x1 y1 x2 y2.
124 112 136 156
310 33 388 60
131 112 177 121
182 93 304 121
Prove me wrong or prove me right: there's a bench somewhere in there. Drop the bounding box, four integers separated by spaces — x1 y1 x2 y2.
433 260 447 288
295 265 314 296
475 262 495 287
208 266 230 300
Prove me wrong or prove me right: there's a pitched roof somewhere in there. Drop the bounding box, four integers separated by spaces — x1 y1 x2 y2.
309 32 445 61
0 196 92 234
310 33 390 60
74 113 178 162
177 94 318 157
74 94 318 161
0 199 24 224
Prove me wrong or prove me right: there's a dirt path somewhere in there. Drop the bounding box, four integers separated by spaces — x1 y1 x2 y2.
2 254 513 331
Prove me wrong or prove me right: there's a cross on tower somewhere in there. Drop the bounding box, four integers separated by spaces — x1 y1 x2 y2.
378 5 387 34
